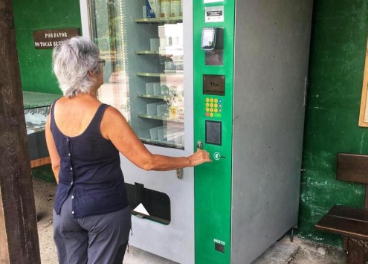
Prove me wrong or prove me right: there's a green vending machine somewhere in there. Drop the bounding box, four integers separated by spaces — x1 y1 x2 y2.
194 0 313 264
80 0 312 262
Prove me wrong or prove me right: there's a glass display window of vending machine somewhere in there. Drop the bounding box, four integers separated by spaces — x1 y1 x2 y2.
80 0 195 263
89 0 185 149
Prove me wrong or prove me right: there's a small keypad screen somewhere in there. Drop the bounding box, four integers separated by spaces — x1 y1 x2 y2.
203 75 225 95
206 121 222 145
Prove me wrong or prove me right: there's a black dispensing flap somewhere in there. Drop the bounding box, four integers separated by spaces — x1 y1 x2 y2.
125 183 171 225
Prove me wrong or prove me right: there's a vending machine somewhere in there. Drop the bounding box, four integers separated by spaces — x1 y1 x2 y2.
79 0 313 263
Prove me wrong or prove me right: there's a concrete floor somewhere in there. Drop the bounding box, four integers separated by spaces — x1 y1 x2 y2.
34 179 348 264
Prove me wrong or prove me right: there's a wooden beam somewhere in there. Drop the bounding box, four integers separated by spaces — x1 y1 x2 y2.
0 0 41 263
0 189 10 264
31 157 51 168
359 36 368 127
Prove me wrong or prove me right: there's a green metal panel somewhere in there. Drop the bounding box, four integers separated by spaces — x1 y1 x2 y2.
13 0 82 94
299 0 368 247
194 1 235 264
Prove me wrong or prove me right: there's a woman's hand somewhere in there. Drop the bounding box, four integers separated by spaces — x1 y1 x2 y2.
187 149 212 167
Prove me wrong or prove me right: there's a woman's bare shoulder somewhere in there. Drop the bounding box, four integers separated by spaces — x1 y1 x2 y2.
104 105 126 120
101 106 130 139
102 106 129 127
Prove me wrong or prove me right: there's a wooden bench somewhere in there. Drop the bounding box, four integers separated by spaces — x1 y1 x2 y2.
30 157 51 169
315 153 368 264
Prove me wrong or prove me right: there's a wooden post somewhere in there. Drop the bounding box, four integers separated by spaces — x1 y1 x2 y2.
347 238 368 264
0 0 41 263
0 189 10 264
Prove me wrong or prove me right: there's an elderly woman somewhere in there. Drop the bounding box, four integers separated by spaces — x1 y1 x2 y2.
45 36 210 264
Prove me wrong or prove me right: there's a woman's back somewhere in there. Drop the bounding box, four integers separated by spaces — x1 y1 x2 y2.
53 96 104 138
51 96 129 218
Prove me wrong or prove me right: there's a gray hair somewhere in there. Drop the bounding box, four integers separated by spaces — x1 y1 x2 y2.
52 36 101 98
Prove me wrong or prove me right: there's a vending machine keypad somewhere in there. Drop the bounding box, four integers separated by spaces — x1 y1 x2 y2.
205 97 222 118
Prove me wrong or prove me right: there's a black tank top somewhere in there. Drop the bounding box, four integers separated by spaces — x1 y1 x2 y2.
51 99 129 218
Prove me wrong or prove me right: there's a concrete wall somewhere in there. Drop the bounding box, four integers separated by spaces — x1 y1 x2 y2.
298 0 368 247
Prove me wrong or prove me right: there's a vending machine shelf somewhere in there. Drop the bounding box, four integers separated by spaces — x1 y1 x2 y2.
134 17 183 24
136 72 184 78
135 50 160 55
138 94 168 100
140 137 184 150
138 113 184 123
135 50 175 57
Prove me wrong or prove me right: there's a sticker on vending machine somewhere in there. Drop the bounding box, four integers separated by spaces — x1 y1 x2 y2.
204 0 224 3
205 6 224 23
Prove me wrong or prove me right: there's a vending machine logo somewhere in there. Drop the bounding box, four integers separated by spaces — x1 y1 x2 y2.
213 152 221 161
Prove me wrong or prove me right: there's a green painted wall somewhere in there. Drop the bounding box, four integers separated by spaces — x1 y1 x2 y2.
13 0 82 94
298 0 368 247
13 0 82 183
32 167 56 183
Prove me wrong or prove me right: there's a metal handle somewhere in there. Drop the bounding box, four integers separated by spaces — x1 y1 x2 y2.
197 140 203 150
176 168 183 180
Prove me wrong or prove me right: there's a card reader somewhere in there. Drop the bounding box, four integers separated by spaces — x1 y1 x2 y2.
201 27 223 51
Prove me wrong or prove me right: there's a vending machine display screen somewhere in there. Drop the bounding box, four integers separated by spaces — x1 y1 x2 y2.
203 75 225 95
206 121 222 145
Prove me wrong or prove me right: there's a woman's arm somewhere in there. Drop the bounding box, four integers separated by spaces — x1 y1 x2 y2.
45 114 61 183
102 106 211 171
